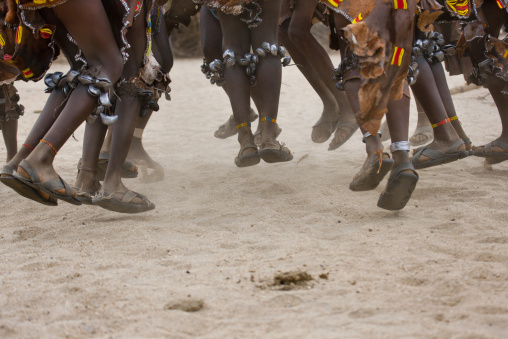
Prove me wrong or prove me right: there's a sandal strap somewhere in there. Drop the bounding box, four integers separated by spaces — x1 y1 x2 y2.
389 162 418 182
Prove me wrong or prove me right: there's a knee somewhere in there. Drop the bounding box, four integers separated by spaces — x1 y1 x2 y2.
106 52 125 84
89 52 124 84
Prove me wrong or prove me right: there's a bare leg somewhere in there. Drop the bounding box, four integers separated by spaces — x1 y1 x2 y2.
286 4 355 144
201 7 258 140
430 61 470 148
410 55 466 167
218 10 258 165
127 110 164 183
17 0 124 202
409 98 433 146
6 89 66 169
96 3 154 211
344 78 383 156
1 119 17 162
73 118 107 202
377 95 419 211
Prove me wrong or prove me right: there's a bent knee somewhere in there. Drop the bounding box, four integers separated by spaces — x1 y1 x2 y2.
88 51 124 84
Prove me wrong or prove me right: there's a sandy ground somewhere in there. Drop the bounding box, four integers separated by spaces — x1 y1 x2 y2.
0 57 507 339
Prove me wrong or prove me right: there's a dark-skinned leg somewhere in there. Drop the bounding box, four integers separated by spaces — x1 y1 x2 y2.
410 55 467 168
470 3 508 162
378 95 418 211
73 118 107 203
97 4 153 210
344 78 383 157
202 7 258 140
250 0 292 163
1 119 17 162
409 98 433 146
287 4 356 144
125 9 170 183
218 11 260 166
430 61 470 149
127 109 164 183
5 89 66 170
16 0 124 203
345 77 393 192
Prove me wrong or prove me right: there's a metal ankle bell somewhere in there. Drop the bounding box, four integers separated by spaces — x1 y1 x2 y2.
282 56 291 66
78 74 95 85
88 85 101 97
99 92 112 107
255 48 266 58
100 113 118 125
261 42 271 53
94 78 112 88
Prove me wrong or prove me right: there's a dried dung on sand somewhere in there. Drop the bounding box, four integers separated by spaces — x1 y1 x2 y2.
270 271 314 291
164 299 204 312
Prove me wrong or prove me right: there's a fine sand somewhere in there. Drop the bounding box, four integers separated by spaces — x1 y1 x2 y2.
0 57 507 338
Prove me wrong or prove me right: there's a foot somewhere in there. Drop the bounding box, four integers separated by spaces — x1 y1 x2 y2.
411 139 469 169
0 164 57 206
409 125 433 147
328 121 359 151
349 151 394 191
215 109 258 139
258 118 293 164
235 128 260 168
93 188 155 214
473 138 508 160
259 141 293 163
254 123 282 147
311 109 340 143
16 160 81 205
74 166 101 205
377 161 419 211
127 139 164 183
98 152 138 181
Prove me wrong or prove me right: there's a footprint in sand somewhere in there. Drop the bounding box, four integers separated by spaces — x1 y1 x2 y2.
348 308 378 319
12 226 43 242
265 294 304 308
478 236 508 244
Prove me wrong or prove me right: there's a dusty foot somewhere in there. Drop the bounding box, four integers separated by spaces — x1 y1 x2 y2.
410 126 433 147
311 109 340 143
328 121 359 151
214 109 258 139
472 138 508 157
411 138 468 169
128 140 164 183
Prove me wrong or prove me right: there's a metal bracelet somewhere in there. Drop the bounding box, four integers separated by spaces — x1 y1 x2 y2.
362 130 382 143
390 141 411 153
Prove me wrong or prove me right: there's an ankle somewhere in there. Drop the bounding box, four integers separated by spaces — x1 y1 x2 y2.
259 117 278 142
390 141 411 166
364 132 383 156
237 125 254 145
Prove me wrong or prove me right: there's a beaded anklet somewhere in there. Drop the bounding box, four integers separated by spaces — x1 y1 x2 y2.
236 122 251 130
431 118 450 128
40 139 57 155
261 117 277 123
